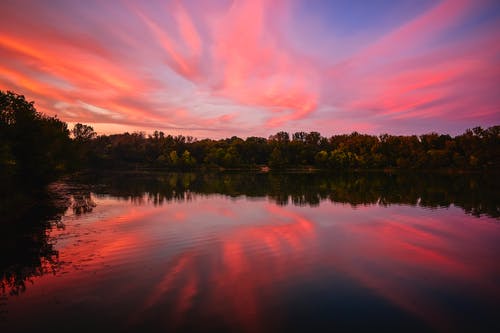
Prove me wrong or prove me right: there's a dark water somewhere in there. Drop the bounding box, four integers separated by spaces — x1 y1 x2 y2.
1 172 499 333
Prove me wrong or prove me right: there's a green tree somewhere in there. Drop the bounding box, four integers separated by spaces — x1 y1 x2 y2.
181 150 196 169
168 150 179 167
269 147 288 169
314 150 329 167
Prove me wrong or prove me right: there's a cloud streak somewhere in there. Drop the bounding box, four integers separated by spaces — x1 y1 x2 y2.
0 0 498 137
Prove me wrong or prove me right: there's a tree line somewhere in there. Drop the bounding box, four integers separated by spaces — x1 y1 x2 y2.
1 91 499 182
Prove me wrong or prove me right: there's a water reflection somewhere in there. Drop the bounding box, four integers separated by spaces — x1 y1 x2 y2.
76 171 500 217
0 183 96 296
1 172 499 332
0 185 64 297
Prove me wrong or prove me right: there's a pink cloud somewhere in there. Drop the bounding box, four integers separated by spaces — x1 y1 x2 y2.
173 2 202 57
207 0 319 129
0 0 498 137
323 1 500 132
134 8 201 81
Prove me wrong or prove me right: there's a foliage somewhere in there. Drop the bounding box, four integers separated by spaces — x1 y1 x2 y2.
72 123 96 142
80 126 499 171
1 91 499 175
0 91 73 181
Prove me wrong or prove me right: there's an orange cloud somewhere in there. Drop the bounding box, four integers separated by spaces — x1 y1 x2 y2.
1 0 498 137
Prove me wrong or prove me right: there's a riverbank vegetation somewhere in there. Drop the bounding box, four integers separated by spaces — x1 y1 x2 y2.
1 90 499 183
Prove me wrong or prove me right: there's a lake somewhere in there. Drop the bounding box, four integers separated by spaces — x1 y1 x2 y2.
1 172 499 332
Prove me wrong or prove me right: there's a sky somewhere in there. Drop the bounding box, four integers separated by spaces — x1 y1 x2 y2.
1 0 499 138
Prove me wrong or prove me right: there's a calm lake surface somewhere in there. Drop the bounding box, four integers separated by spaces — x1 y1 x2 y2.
1 172 499 333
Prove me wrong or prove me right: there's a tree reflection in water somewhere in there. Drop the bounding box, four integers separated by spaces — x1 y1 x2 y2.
76 171 499 218
0 182 96 297
0 171 498 331
1 171 498 296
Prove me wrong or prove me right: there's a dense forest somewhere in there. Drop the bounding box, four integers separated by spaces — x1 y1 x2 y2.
1 90 499 182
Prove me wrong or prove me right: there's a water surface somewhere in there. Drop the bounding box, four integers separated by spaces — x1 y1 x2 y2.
1 172 499 332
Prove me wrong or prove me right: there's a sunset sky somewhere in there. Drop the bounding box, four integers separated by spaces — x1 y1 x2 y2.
1 0 499 138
